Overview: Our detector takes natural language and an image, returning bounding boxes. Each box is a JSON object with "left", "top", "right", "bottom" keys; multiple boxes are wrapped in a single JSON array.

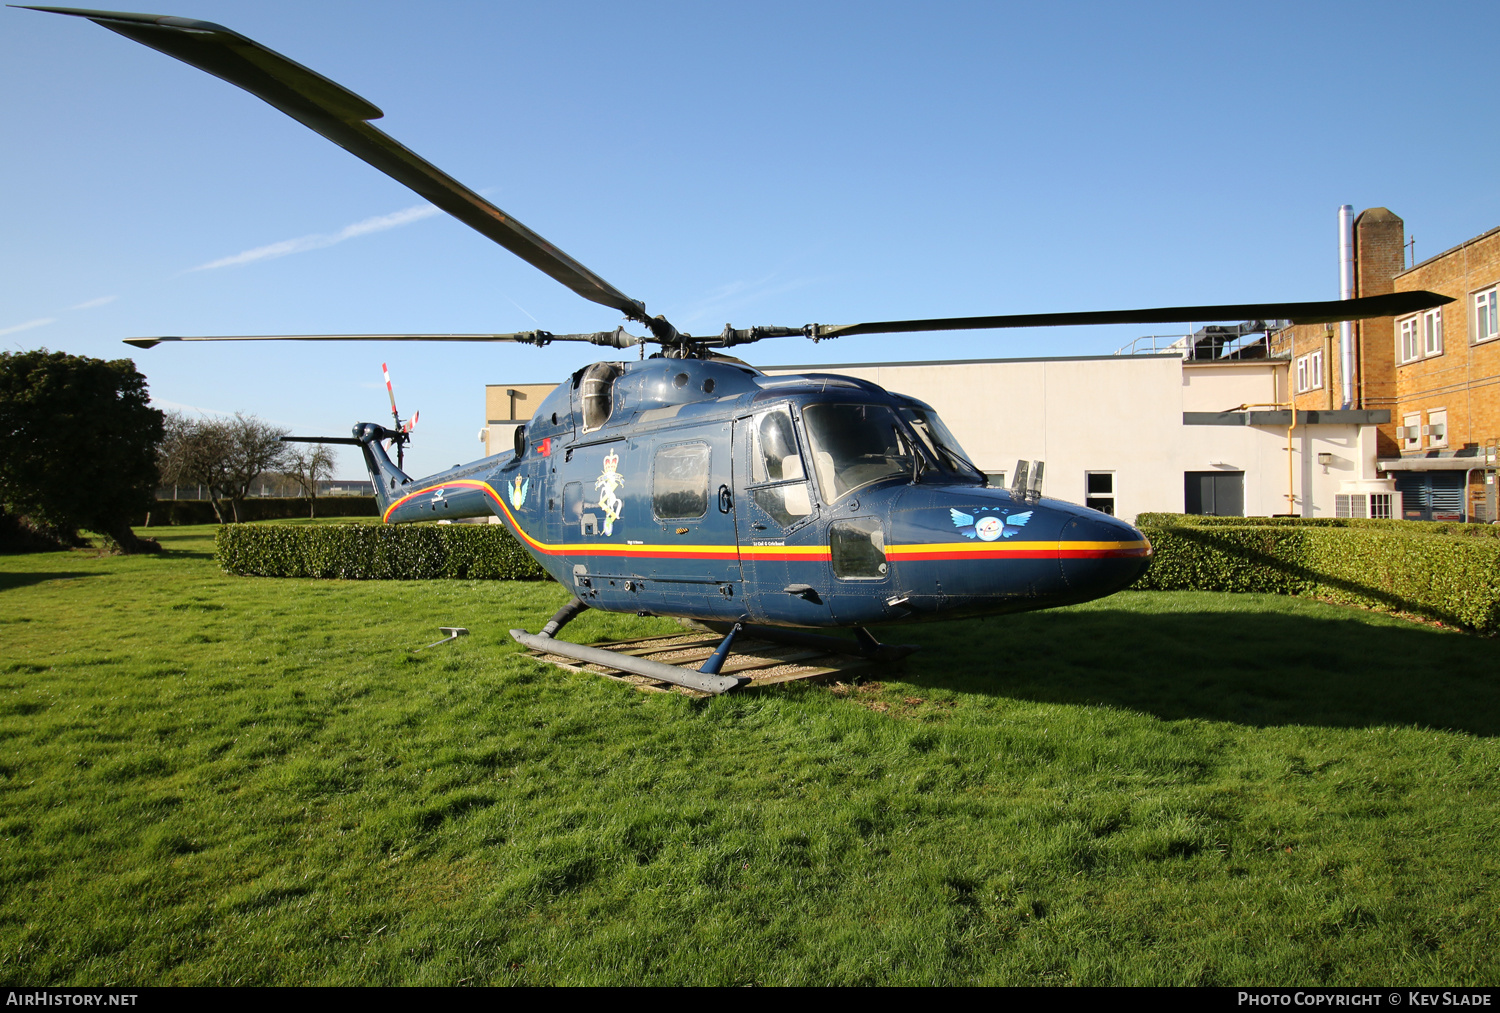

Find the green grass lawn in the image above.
[{"left": 2, "top": 524, "right": 1497, "bottom": 985}]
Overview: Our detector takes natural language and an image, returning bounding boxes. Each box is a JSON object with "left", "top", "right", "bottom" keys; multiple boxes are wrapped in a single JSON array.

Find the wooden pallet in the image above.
[{"left": 522, "top": 629, "right": 877, "bottom": 696}]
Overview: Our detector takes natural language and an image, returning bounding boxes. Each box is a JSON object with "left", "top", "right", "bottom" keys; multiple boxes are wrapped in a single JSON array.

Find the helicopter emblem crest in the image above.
[
  {"left": 950, "top": 507, "right": 1031, "bottom": 542},
  {"left": 594, "top": 450, "right": 625, "bottom": 536},
  {"left": 508, "top": 475, "right": 529, "bottom": 509}
]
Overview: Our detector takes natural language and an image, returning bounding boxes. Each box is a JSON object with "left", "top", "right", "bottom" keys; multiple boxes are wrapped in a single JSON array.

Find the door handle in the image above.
[{"left": 718, "top": 485, "right": 733, "bottom": 513}]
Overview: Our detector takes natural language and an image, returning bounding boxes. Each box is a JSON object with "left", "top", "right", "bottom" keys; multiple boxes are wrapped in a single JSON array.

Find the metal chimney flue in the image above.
[{"left": 1339, "top": 205, "right": 1355, "bottom": 409}]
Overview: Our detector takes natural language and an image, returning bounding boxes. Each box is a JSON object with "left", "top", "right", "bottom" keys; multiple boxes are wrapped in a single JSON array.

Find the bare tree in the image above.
[
  {"left": 218, "top": 413, "right": 290, "bottom": 521},
  {"left": 158, "top": 412, "right": 232, "bottom": 521},
  {"left": 157, "top": 411, "right": 289, "bottom": 522},
  {"left": 283, "top": 444, "right": 335, "bottom": 517}
]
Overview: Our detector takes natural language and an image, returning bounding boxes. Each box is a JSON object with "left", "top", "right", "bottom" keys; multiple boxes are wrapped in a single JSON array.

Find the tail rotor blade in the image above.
[{"left": 383, "top": 362, "right": 399, "bottom": 418}]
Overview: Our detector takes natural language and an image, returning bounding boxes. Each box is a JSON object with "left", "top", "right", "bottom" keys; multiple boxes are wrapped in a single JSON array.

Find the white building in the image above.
[{"left": 486, "top": 352, "right": 1395, "bottom": 524}]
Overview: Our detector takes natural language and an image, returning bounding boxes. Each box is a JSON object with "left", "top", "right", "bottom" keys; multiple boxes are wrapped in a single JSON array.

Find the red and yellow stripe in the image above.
[
  {"left": 383, "top": 480, "right": 1146, "bottom": 563},
  {"left": 888, "top": 540, "right": 1151, "bottom": 562}
]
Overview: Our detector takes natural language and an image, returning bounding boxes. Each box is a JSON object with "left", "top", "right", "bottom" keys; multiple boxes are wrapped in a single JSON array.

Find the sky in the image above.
[{"left": 4, "top": 0, "right": 1498, "bottom": 478}]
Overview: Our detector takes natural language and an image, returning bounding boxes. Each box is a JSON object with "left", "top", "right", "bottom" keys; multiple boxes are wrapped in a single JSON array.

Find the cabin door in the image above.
[{"left": 732, "top": 409, "right": 834, "bottom": 626}]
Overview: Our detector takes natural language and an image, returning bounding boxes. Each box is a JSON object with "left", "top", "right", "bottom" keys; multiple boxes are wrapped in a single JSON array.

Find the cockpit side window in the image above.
[
  {"left": 748, "top": 407, "right": 813, "bottom": 526},
  {"left": 801, "top": 403, "right": 916, "bottom": 503}
]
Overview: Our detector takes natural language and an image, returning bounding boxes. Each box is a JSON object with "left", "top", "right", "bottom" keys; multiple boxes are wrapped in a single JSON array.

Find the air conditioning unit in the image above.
[{"left": 1336, "top": 491, "right": 1401, "bottom": 520}]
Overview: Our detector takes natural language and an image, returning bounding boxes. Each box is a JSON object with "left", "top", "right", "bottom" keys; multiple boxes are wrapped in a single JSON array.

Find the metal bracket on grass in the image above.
[{"left": 414, "top": 627, "right": 468, "bottom": 652}]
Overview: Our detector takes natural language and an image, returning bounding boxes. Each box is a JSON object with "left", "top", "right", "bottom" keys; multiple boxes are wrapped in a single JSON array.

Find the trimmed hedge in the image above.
[
  {"left": 1136, "top": 512, "right": 1500, "bottom": 537},
  {"left": 143, "top": 497, "right": 379, "bottom": 526},
  {"left": 216, "top": 523, "right": 548, "bottom": 581},
  {"left": 1134, "top": 522, "right": 1500, "bottom": 634}
]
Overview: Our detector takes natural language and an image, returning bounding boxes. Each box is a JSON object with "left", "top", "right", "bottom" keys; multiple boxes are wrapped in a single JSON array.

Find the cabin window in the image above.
[
  {"left": 652, "top": 442, "right": 710, "bottom": 519},
  {"left": 749, "top": 408, "right": 813, "bottom": 526},
  {"left": 802, "top": 403, "right": 917, "bottom": 504},
  {"left": 830, "top": 518, "right": 887, "bottom": 579},
  {"left": 579, "top": 362, "right": 623, "bottom": 431}
]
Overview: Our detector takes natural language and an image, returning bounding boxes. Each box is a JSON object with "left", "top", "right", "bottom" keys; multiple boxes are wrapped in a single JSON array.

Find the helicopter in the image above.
[{"left": 21, "top": 6, "right": 1453, "bottom": 694}]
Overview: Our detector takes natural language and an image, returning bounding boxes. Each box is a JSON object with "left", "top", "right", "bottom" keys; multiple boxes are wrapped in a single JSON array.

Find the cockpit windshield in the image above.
[
  {"left": 801, "top": 403, "right": 918, "bottom": 503},
  {"left": 897, "top": 405, "right": 983, "bottom": 482}
]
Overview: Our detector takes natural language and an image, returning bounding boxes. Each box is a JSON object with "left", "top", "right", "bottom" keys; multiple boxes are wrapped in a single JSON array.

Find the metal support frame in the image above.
[{"left": 511, "top": 597, "right": 748, "bottom": 694}]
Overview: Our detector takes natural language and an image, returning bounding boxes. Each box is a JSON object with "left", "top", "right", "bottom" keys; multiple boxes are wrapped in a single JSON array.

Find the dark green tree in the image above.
[{"left": 0, "top": 349, "right": 165, "bottom": 553}]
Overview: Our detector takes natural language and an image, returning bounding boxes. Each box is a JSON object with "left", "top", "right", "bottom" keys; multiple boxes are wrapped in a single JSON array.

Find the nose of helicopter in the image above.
[{"left": 1058, "top": 512, "right": 1153, "bottom": 596}]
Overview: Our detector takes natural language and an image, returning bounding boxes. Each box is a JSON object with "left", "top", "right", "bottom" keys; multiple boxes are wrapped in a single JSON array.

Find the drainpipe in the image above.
[
  {"left": 1339, "top": 205, "right": 1355, "bottom": 409},
  {"left": 1287, "top": 406, "right": 1299, "bottom": 515},
  {"left": 1224, "top": 399, "right": 1299, "bottom": 515}
]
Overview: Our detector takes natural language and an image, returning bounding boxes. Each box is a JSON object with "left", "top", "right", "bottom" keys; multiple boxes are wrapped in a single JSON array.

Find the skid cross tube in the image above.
[
  {"left": 700, "top": 622, "right": 921, "bottom": 663},
  {"left": 510, "top": 629, "right": 747, "bottom": 695},
  {"left": 512, "top": 598, "right": 746, "bottom": 694}
]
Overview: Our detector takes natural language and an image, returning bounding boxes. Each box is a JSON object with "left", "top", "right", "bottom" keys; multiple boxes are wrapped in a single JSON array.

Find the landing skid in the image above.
[
  {"left": 510, "top": 599, "right": 917, "bottom": 696},
  {"left": 510, "top": 598, "right": 747, "bottom": 695}
]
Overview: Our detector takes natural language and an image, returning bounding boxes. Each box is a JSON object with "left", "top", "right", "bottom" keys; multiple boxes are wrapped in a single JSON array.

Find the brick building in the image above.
[{"left": 1271, "top": 209, "right": 1500, "bottom": 521}]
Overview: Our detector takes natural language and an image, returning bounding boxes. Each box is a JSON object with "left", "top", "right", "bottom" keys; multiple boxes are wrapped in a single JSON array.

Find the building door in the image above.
[
  {"left": 1394, "top": 472, "right": 1466, "bottom": 522},
  {"left": 1184, "top": 471, "right": 1244, "bottom": 516}
]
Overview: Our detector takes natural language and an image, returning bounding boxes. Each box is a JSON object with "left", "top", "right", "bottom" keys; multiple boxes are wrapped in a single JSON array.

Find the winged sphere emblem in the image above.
[{"left": 950, "top": 507, "right": 1032, "bottom": 542}]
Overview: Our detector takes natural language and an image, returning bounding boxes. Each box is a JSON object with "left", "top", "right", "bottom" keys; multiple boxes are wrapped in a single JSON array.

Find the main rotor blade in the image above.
[
  {"left": 813, "top": 290, "right": 1453, "bottom": 340},
  {"left": 122, "top": 329, "right": 641, "bottom": 349},
  {"left": 27, "top": 6, "right": 649, "bottom": 324}
]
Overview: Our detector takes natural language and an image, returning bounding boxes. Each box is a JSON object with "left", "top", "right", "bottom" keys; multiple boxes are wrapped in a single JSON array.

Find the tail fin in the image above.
[{"left": 351, "top": 423, "right": 413, "bottom": 515}]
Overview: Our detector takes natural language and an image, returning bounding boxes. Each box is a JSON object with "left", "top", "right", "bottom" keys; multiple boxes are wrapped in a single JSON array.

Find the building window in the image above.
[
  {"left": 1085, "top": 471, "right": 1115, "bottom": 516},
  {"left": 1296, "top": 351, "right": 1323, "bottom": 392},
  {"left": 1423, "top": 307, "right": 1443, "bottom": 357},
  {"left": 1475, "top": 287, "right": 1499, "bottom": 345},
  {"left": 1428, "top": 408, "right": 1448, "bottom": 450},
  {"left": 1399, "top": 316, "right": 1420, "bottom": 363},
  {"left": 1402, "top": 412, "right": 1422, "bottom": 451},
  {"left": 1399, "top": 309, "right": 1444, "bottom": 363}
]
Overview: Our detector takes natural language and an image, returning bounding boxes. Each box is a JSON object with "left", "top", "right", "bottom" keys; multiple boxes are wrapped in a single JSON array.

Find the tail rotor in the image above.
[{"left": 382, "top": 362, "right": 418, "bottom": 469}]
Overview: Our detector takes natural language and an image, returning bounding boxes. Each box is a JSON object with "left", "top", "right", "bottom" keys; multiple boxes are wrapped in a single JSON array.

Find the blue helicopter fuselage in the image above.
[{"left": 358, "top": 357, "right": 1151, "bottom": 627}]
